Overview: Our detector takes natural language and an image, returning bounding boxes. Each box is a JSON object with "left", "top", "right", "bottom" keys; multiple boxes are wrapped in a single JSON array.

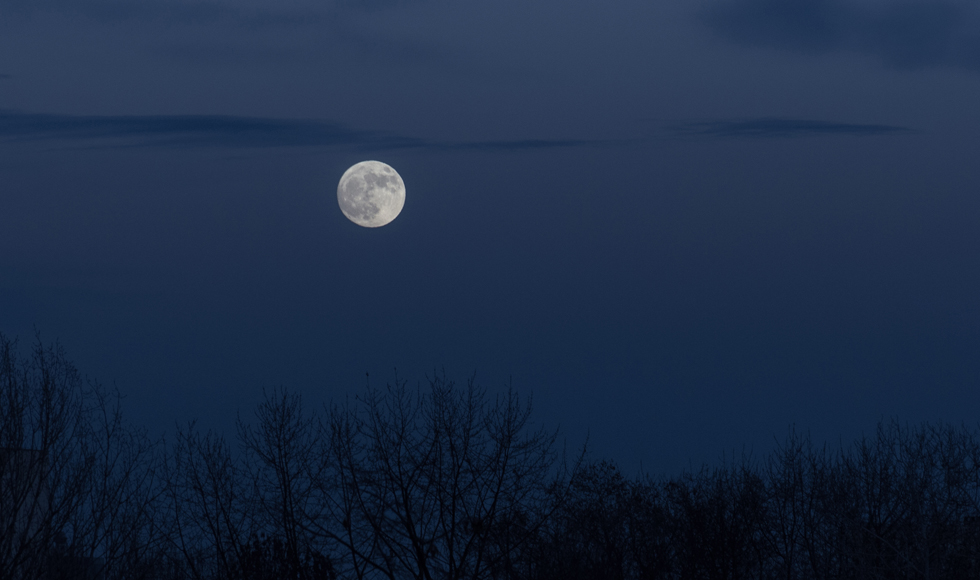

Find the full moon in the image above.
[{"left": 337, "top": 160, "right": 406, "bottom": 228}]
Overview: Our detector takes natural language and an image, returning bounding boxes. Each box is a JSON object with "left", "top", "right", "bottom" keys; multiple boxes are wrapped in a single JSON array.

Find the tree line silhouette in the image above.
[{"left": 3, "top": 333, "right": 980, "bottom": 580}]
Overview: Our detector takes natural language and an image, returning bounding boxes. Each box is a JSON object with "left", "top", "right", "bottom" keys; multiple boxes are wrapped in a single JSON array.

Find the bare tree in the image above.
[
  {"left": 662, "top": 457, "right": 767, "bottom": 580},
  {"left": 62, "top": 384, "right": 166, "bottom": 580},
  {"left": 317, "top": 374, "right": 575, "bottom": 580},
  {"left": 162, "top": 422, "right": 256, "bottom": 580},
  {"left": 533, "top": 461, "right": 635, "bottom": 580},
  {"left": 826, "top": 421, "right": 980, "bottom": 580},
  {"left": 0, "top": 333, "right": 163, "bottom": 580},
  {"left": 238, "top": 387, "right": 335, "bottom": 580},
  {"left": 1, "top": 334, "right": 92, "bottom": 580},
  {"left": 759, "top": 428, "right": 842, "bottom": 580}
]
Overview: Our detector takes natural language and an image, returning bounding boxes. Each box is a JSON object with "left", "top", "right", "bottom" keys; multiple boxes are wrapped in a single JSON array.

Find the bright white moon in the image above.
[{"left": 337, "top": 160, "right": 406, "bottom": 228}]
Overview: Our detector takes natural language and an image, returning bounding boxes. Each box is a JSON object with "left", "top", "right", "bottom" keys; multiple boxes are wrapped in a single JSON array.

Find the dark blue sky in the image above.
[{"left": 2, "top": 0, "right": 979, "bottom": 476}]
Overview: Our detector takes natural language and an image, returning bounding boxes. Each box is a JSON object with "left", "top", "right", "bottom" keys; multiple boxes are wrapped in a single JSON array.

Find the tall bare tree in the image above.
[
  {"left": 317, "top": 375, "right": 576, "bottom": 580},
  {"left": 162, "top": 422, "right": 256, "bottom": 580},
  {"left": 0, "top": 333, "right": 163, "bottom": 580},
  {"left": 238, "top": 387, "right": 334, "bottom": 580},
  {"left": 533, "top": 461, "right": 635, "bottom": 580}
]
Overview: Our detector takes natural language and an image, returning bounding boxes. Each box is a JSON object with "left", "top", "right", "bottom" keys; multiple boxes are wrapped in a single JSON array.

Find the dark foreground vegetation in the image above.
[{"left": 3, "top": 334, "right": 980, "bottom": 580}]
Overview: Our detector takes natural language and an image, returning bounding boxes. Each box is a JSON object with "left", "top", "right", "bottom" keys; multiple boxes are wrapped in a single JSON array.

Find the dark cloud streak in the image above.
[
  {"left": 0, "top": 111, "right": 910, "bottom": 151},
  {"left": 0, "top": 109, "right": 598, "bottom": 152},
  {"left": 0, "top": 109, "right": 422, "bottom": 149},
  {"left": 449, "top": 138, "right": 599, "bottom": 151},
  {"left": 700, "top": 0, "right": 980, "bottom": 71},
  {"left": 0, "top": 0, "right": 329, "bottom": 27},
  {"left": 671, "top": 118, "right": 910, "bottom": 138}
]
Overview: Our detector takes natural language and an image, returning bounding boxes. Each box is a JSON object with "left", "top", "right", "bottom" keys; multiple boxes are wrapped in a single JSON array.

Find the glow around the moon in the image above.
[{"left": 337, "top": 160, "right": 405, "bottom": 228}]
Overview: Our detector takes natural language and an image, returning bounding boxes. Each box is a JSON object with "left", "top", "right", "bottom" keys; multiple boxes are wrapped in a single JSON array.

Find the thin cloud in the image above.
[
  {"left": 0, "top": 110, "right": 419, "bottom": 149},
  {"left": 0, "top": 109, "right": 601, "bottom": 152},
  {"left": 0, "top": 111, "right": 908, "bottom": 150},
  {"left": 700, "top": 0, "right": 980, "bottom": 71},
  {"left": 0, "top": 0, "right": 330, "bottom": 27},
  {"left": 672, "top": 118, "right": 910, "bottom": 138},
  {"left": 0, "top": 0, "right": 424, "bottom": 27},
  {"left": 447, "top": 138, "right": 600, "bottom": 151}
]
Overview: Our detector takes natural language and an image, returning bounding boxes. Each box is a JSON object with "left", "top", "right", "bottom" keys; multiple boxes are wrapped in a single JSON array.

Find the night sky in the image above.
[{"left": 2, "top": 0, "right": 979, "bottom": 476}]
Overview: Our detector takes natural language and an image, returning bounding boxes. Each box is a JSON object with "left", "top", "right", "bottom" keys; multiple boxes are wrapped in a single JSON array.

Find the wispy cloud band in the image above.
[
  {"left": 0, "top": 109, "right": 414, "bottom": 148},
  {"left": 0, "top": 110, "right": 910, "bottom": 151},
  {"left": 0, "top": 109, "right": 597, "bottom": 151},
  {"left": 0, "top": 0, "right": 325, "bottom": 27},
  {"left": 671, "top": 118, "right": 910, "bottom": 138}
]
